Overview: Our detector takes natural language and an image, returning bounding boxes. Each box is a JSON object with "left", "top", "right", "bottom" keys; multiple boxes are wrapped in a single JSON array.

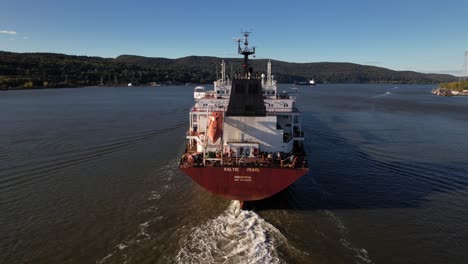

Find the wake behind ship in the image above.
[{"left": 180, "top": 32, "right": 308, "bottom": 202}]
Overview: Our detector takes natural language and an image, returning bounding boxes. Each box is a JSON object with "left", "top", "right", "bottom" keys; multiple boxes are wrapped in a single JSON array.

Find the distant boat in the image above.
[
  {"left": 128, "top": 83, "right": 133, "bottom": 87},
  {"left": 294, "top": 79, "right": 316, "bottom": 86},
  {"left": 149, "top": 82, "right": 161, "bottom": 87}
]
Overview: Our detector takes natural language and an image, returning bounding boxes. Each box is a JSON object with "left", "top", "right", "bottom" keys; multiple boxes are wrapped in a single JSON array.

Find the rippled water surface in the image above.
[{"left": 1, "top": 84, "right": 467, "bottom": 263}]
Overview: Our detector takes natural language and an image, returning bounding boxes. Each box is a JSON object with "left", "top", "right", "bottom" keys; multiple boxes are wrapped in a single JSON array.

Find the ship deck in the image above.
[{"left": 180, "top": 152, "right": 307, "bottom": 169}]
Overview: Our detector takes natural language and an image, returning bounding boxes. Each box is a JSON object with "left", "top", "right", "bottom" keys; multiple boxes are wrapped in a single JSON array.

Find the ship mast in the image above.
[
  {"left": 221, "top": 60, "right": 226, "bottom": 84},
  {"left": 237, "top": 31, "right": 255, "bottom": 76},
  {"left": 267, "top": 60, "right": 272, "bottom": 86}
]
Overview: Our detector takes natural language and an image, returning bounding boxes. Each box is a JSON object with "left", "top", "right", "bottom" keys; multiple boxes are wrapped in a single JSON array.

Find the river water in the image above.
[{"left": 1, "top": 84, "right": 467, "bottom": 264}]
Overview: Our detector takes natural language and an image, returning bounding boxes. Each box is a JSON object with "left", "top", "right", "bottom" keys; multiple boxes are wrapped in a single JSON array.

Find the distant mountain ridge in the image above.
[
  {"left": 0, "top": 51, "right": 456, "bottom": 89},
  {"left": 116, "top": 55, "right": 456, "bottom": 84}
]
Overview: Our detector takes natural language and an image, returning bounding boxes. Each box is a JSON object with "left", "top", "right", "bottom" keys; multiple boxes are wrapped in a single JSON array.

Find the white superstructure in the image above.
[{"left": 187, "top": 60, "right": 304, "bottom": 161}]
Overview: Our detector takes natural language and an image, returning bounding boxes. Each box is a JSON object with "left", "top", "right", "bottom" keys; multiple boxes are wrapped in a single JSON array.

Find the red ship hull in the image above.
[{"left": 180, "top": 166, "right": 308, "bottom": 201}]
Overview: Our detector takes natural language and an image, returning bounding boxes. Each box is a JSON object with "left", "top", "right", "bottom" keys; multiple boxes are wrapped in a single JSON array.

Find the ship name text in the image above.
[
  {"left": 223, "top": 167, "right": 260, "bottom": 172},
  {"left": 224, "top": 167, "right": 240, "bottom": 172},
  {"left": 234, "top": 176, "right": 252, "bottom": 182}
]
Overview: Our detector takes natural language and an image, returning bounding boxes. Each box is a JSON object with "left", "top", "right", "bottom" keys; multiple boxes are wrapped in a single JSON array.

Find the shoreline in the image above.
[
  {"left": 432, "top": 87, "right": 468, "bottom": 96},
  {"left": 0, "top": 83, "right": 185, "bottom": 91}
]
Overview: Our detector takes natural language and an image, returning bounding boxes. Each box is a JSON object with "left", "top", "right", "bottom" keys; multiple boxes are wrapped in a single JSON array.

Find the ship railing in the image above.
[
  {"left": 222, "top": 156, "right": 308, "bottom": 169},
  {"left": 233, "top": 73, "right": 262, "bottom": 80},
  {"left": 242, "top": 46, "right": 255, "bottom": 53},
  {"left": 222, "top": 157, "right": 273, "bottom": 168},
  {"left": 191, "top": 104, "right": 228, "bottom": 112},
  {"left": 180, "top": 154, "right": 308, "bottom": 169},
  {"left": 238, "top": 153, "right": 245, "bottom": 164},
  {"left": 265, "top": 108, "right": 294, "bottom": 113},
  {"left": 266, "top": 108, "right": 300, "bottom": 115},
  {"left": 292, "top": 131, "right": 305, "bottom": 141}
]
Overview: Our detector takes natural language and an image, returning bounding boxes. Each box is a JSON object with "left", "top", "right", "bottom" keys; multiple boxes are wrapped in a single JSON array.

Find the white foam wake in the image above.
[
  {"left": 372, "top": 91, "right": 392, "bottom": 98},
  {"left": 325, "top": 210, "right": 374, "bottom": 264},
  {"left": 176, "top": 201, "right": 287, "bottom": 264}
]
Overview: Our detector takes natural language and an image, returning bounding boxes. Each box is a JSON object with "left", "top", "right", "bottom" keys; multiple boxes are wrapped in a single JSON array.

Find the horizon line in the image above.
[{"left": 0, "top": 49, "right": 461, "bottom": 77}]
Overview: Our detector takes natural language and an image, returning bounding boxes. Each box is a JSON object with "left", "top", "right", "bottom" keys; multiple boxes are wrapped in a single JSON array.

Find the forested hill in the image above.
[{"left": 0, "top": 51, "right": 456, "bottom": 89}]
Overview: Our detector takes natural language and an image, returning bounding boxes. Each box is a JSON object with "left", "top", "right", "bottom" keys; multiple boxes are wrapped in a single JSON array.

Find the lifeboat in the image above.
[{"left": 207, "top": 111, "right": 223, "bottom": 143}]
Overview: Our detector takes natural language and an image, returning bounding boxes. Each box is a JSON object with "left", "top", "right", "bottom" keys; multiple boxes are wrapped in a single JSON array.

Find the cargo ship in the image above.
[{"left": 180, "top": 32, "right": 308, "bottom": 203}]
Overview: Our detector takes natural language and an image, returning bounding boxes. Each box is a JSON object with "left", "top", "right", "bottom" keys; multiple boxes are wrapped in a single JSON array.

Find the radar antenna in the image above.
[{"left": 236, "top": 31, "right": 256, "bottom": 74}]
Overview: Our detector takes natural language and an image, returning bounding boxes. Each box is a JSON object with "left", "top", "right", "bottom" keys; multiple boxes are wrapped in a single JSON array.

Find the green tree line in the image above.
[
  {"left": 439, "top": 80, "right": 468, "bottom": 91},
  {"left": 0, "top": 51, "right": 458, "bottom": 89}
]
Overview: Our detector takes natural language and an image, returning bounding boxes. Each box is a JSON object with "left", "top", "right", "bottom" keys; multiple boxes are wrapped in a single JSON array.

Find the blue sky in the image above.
[{"left": 1, "top": 0, "right": 467, "bottom": 75}]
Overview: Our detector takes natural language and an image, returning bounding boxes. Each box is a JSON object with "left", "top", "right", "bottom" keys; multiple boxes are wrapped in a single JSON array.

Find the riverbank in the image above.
[
  {"left": 432, "top": 87, "right": 468, "bottom": 96},
  {"left": 0, "top": 82, "right": 181, "bottom": 91},
  {"left": 432, "top": 80, "right": 468, "bottom": 96}
]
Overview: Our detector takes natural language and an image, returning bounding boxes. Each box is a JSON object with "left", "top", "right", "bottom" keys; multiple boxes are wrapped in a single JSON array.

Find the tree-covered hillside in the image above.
[{"left": 0, "top": 51, "right": 457, "bottom": 89}]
